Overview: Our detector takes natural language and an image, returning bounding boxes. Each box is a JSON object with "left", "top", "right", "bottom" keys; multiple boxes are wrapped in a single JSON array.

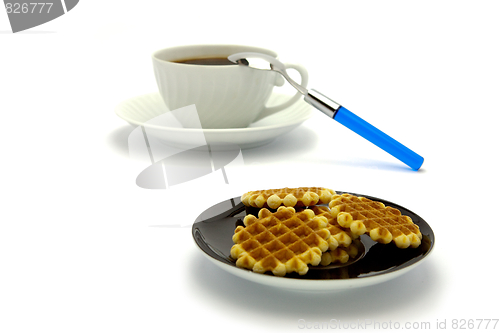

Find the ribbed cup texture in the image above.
[{"left": 153, "top": 59, "right": 279, "bottom": 129}]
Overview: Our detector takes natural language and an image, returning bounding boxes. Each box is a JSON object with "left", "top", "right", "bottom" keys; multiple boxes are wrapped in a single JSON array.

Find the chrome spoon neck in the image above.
[
  {"left": 304, "top": 89, "right": 342, "bottom": 118},
  {"left": 271, "top": 64, "right": 309, "bottom": 95}
]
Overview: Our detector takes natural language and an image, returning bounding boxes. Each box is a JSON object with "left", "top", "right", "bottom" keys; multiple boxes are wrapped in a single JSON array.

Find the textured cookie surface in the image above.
[
  {"left": 230, "top": 207, "right": 331, "bottom": 276},
  {"left": 305, "top": 206, "right": 360, "bottom": 266},
  {"left": 328, "top": 193, "right": 422, "bottom": 248},
  {"left": 320, "top": 240, "right": 362, "bottom": 266},
  {"left": 307, "top": 206, "right": 353, "bottom": 250},
  {"left": 241, "top": 187, "right": 336, "bottom": 209}
]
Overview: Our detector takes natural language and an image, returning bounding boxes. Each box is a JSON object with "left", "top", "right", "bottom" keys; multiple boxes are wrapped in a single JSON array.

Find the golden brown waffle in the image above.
[
  {"left": 307, "top": 206, "right": 353, "bottom": 250},
  {"left": 328, "top": 193, "right": 422, "bottom": 248},
  {"left": 320, "top": 240, "right": 361, "bottom": 266},
  {"left": 241, "top": 187, "right": 336, "bottom": 209},
  {"left": 230, "top": 207, "right": 331, "bottom": 276}
]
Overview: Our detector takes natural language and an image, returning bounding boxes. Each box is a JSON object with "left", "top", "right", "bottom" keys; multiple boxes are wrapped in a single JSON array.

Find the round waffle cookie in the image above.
[
  {"left": 328, "top": 193, "right": 422, "bottom": 248},
  {"left": 305, "top": 206, "right": 359, "bottom": 266},
  {"left": 241, "top": 187, "right": 336, "bottom": 209},
  {"left": 320, "top": 240, "right": 361, "bottom": 266},
  {"left": 230, "top": 207, "right": 331, "bottom": 276},
  {"left": 307, "top": 206, "right": 353, "bottom": 250}
]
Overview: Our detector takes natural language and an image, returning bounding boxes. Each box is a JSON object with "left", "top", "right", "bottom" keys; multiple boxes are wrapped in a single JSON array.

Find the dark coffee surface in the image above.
[{"left": 174, "top": 57, "right": 235, "bottom": 66}]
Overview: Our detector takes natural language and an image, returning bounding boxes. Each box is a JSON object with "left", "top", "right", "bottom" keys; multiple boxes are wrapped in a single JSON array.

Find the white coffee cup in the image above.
[{"left": 152, "top": 45, "right": 308, "bottom": 129}]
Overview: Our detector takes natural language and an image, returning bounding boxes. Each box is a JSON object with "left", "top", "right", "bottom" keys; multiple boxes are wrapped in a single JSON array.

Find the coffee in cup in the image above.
[{"left": 152, "top": 45, "right": 308, "bottom": 129}]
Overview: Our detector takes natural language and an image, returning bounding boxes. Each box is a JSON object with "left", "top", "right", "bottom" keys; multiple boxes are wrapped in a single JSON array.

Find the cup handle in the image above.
[{"left": 253, "top": 63, "right": 309, "bottom": 122}]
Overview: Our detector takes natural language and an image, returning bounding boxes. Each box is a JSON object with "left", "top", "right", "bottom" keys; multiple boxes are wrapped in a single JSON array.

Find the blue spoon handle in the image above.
[{"left": 304, "top": 89, "right": 424, "bottom": 170}]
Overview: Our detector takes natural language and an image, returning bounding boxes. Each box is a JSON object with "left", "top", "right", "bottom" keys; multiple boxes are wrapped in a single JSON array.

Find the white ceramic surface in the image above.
[
  {"left": 152, "top": 44, "right": 308, "bottom": 129},
  {"left": 115, "top": 92, "right": 313, "bottom": 150},
  {"left": 200, "top": 248, "right": 431, "bottom": 292}
]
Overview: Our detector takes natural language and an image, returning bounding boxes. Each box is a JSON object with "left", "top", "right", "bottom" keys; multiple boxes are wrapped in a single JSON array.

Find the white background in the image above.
[{"left": 1, "top": 1, "right": 499, "bottom": 332}]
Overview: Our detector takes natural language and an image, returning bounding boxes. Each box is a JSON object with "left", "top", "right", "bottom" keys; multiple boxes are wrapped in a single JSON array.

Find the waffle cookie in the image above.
[
  {"left": 328, "top": 193, "right": 422, "bottom": 248},
  {"left": 306, "top": 206, "right": 360, "bottom": 266},
  {"left": 320, "top": 240, "right": 362, "bottom": 266},
  {"left": 307, "top": 206, "right": 353, "bottom": 250},
  {"left": 241, "top": 187, "right": 336, "bottom": 209},
  {"left": 230, "top": 206, "right": 331, "bottom": 276}
]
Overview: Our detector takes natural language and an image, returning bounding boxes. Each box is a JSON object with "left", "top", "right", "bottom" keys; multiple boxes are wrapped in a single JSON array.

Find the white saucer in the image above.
[{"left": 114, "top": 92, "right": 313, "bottom": 150}]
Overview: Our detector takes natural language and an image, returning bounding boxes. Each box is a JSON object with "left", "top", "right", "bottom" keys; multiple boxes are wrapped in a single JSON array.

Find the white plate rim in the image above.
[{"left": 198, "top": 244, "right": 433, "bottom": 292}]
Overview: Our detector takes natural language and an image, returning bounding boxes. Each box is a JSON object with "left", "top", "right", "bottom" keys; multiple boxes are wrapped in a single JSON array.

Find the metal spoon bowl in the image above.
[{"left": 228, "top": 52, "right": 308, "bottom": 95}]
